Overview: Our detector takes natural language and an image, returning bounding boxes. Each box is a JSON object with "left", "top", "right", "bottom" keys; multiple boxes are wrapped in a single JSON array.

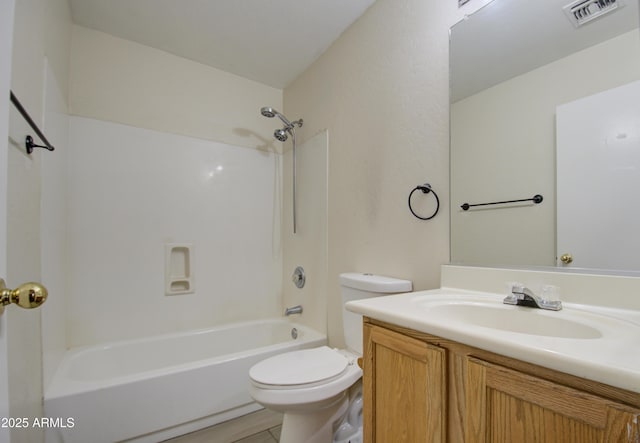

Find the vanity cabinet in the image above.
[
  {"left": 363, "top": 323, "right": 446, "bottom": 442},
  {"left": 466, "top": 358, "right": 640, "bottom": 442},
  {"left": 363, "top": 319, "right": 640, "bottom": 443}
]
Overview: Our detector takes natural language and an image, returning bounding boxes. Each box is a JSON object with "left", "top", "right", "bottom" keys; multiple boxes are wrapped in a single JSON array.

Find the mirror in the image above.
[{"left": 450, "top": 0, "right": 640, "bottom": 272}]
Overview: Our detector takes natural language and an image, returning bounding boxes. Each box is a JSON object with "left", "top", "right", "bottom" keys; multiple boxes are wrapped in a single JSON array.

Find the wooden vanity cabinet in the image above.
[
  {"left": 466, "top": 358, "right": 640, "bottom": 442},
  {"left": 363, "top": 319, "right": 640, "bottom": 443},
  {"left": 363, "top": 322, "right": 446, "bottom": 442}
]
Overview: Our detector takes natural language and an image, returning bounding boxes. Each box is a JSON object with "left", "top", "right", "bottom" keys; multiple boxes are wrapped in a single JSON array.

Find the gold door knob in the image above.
[
  {"left": 560, "top": 253, "right": 573, "bottom": 265},
  {"left": 0, "top": 279, "right": 48, "bottom": 315}
]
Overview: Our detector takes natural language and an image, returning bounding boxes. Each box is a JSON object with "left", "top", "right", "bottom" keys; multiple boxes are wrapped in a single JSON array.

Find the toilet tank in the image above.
[{"left": 340, "top": 273, "right": 412, "bottom": 354}]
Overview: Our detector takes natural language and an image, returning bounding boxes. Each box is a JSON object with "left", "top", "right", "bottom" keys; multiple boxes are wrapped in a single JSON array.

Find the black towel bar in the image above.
[
  {"left": 10, "top": 90, "right": 55, "bottom": 154},
  {"left": 461, "top": 194, "right": 543, "bottom": 211}
]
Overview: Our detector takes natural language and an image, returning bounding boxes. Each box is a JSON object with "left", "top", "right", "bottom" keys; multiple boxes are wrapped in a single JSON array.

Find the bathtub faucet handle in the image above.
[
  {"left": 284, "top": 305, "right": 303, "bottom": 316},
  {"left": 292, "top": 266, "right": 305, "bottom": 288}
]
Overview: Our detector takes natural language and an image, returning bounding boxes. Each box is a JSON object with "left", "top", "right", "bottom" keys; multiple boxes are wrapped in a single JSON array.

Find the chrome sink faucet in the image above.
[{"left": 503, "top": 284, "right": 562, "bottom": 311}]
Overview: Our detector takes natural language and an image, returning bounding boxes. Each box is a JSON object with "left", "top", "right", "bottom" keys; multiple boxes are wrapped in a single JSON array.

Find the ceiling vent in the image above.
[{"left": 563, "top": 0, "right": 623, "bottom": 27}]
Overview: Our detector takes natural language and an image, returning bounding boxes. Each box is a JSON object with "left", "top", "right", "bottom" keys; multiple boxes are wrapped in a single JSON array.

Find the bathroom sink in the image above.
[
  {"left": 346, "top": 287, "right": 640, "bottom": 393},
  {"left": 423, "top": 302, "right": 602, "bottom": 339}
]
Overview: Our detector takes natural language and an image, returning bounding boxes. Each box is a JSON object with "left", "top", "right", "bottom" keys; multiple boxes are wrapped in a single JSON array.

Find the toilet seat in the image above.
[
  {"left": 248, "top": 346, "right": 362, "bottom": 410},
  {"left": 249, "top": 346, "right": 350, "bottom": 389}
]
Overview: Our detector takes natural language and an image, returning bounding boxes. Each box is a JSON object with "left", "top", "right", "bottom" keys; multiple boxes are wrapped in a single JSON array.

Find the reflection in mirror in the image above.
[{"left": 450, "top": 0, "right": 640, "bottom": 273}]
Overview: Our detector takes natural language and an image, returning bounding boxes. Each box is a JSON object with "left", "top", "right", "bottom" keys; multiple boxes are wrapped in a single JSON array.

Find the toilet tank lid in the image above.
[{"left": 339, "top": 273, "right": 412, "bottom": 293}]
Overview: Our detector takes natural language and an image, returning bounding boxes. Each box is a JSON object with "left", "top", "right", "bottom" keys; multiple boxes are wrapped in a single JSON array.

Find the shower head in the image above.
[
  {"left": 274, "top": 128, "right": 288, "bottom": 142},
  {"left": 260, "top": 106, "right": 293, "bottom": 128},
  {"left": 260, "top": 107, "right": 277, "bottom": 118},
  {"left": 261, "top": 106, "right": 303, "bottom": 143}
]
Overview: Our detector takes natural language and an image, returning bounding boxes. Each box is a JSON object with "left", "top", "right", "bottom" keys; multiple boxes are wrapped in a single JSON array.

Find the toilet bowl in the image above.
[
  {"left": 249, "top": 347, "right": 361, "bottom": 443},
  {"left": 248, "top": 273, "right": 412, "bottom": 443}
]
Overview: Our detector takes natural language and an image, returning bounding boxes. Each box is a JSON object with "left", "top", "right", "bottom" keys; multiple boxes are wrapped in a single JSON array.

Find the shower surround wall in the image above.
[
  {"left": 60, "top": 25, "right": 286, "bottom": 349},
  {"left": 66, "top": 116, "right": 283, "bottom": 346}
]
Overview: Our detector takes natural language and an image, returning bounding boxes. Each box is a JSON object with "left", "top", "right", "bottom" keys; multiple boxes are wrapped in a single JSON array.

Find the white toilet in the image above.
[{"left": 248, "top": 273, "right": 412, "bottom": 443}]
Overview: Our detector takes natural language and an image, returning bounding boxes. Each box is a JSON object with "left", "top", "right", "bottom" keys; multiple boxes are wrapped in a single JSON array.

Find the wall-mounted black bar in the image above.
[
  {"left": 461, "top": 194, "right": 543, "bottom": 211},
  {"left": 9, "top": 90, "right": 55, "bottom": 154}
]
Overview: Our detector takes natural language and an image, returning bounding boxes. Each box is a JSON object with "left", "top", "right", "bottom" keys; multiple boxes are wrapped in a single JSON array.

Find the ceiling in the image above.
[
  {"left": 69, "top": 0, "right": 377, "bottom": 89},
  {"left": 450, "top": 0, "right": 639, "bottom": 101}
]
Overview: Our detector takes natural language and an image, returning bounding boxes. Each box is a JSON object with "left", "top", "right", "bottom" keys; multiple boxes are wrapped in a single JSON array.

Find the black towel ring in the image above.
[{"left": 408, "top": 183, "right": 440, "bottom": 220}]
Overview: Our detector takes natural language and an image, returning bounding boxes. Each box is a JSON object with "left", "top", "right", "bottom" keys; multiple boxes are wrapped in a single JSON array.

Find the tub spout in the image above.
[{"left": 284, "top": 305, "right": 303, "bottom": 316}]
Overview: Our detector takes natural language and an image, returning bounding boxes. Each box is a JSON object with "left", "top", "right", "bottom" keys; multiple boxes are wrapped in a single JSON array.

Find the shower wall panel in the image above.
[{"left": 66, "top": 116, "right": 283, "bottom": 347}]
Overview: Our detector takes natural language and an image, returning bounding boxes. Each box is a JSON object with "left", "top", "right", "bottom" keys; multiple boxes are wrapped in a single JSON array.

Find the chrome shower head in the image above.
[
  {"left": 261, "top": 106, "right": 303, "bottom": 143},
  {"left": 274, "top": 128, "right": 288, "bottom": 142},
  {"left": 260, "top": 106, "right": 293, "bottom": 127},
  {"left": 260, "top": 107, "right": 276, "bottom": 118}
]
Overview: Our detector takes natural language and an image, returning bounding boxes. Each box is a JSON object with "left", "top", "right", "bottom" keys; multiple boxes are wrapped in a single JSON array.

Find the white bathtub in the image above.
[{"left": 44, "top": 319, "right": 325, "bottom": 443}]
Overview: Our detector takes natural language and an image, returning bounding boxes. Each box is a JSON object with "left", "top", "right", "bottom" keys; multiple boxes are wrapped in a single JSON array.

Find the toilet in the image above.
[{"left": 248, "top": 273, "right": 412, "bottom": 443}]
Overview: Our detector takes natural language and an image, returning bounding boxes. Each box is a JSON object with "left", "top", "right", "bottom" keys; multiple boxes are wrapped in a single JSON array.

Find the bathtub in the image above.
[{"left": 44, "top": 319, "right": 325, "bottom": 443}]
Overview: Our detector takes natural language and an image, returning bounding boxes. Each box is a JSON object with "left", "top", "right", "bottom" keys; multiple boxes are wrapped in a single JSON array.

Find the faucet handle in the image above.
[
  {"left": 503, "top": 282, "right": 522, "bottom": 305},
  {"left": 539, "top": 285, "right": 563, "bottom": 310},
  {"left": 540, "top": 285, "right": 559, "bottom": 301},
  {"left": 292, "top": 266, "right": 305, "bottom": 288},
  {"left": 506, "top": 282, "right": 526, "bottom": 296}
]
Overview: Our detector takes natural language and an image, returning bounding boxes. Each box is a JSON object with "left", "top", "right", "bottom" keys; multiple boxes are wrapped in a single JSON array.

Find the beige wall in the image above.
[
  {"left": 10, "top": 0, "right": 71, "bottom": 112},
  {"left": 69, "top": 25, "right": 283, "bottom": 152},
  {"left": 284, "top": 0, "right": 475, "bottom": 347},
  {"left": 451, "top": 29, "right": 640, "bottom": 268}
]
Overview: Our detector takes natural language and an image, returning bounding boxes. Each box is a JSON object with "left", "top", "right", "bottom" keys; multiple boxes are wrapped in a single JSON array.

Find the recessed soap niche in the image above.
[{"left": 165, "top": 243, "right": 194, "bottom": 295}]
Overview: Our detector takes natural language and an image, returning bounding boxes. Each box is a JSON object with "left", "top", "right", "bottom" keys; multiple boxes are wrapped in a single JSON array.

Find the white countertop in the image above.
[{"left": 346, "top": 288, "right": 640, "bottom": 393}]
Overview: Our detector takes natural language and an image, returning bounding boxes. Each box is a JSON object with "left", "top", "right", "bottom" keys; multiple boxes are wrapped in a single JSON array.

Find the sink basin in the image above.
[
  {"left": 346, "top": 287, "right": 640, "bottom": 393},
  {"left": 422, "top": 301, "right": 603, "bottom": 339}
]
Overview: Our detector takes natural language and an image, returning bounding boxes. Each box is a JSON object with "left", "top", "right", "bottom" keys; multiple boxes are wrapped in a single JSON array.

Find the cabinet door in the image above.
[
  {"left": 465, "top": 358, "right": 640, "bottom": 443},
  {"left": 363, "top": 324, "right": 446, "bottom": 443}
]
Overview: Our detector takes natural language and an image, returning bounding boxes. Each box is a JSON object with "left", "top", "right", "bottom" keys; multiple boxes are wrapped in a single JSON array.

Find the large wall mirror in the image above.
[{"left": 450, "top": 0, "right": 640, "bottom": 273}]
